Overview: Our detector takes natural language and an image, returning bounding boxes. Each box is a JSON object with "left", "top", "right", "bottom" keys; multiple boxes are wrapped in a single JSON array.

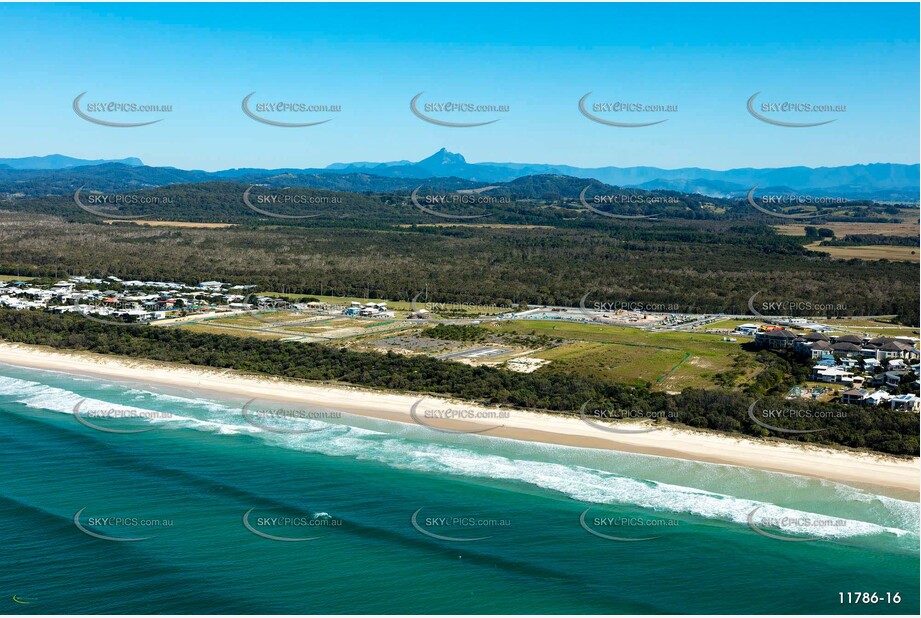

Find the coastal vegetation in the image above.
[{"left": 1, "top": 309, "right": 916, "bottom": 456}]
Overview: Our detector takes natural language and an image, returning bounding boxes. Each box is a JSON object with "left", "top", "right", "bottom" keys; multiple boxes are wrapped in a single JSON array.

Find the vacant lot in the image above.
[
  {"left": 496, "top": 320, "right": 762, "bottom": 390},
  {"left": 395, "top": 223, "right": 555, "bottom": 229},
  {"left": 805, "top": 242, "right": 919, "bottom": 262},
  {"left": 822, "top": 318, "right": 920, "bottom": 338},
  {"left": 103, "top": 220, "right": 238, "bottom": 228},
  {"left": 775, "top": 215, "right": 919, "bottom": 238},
  {"left": 179, "top": 322, "right": 290, "bottom": 340}
]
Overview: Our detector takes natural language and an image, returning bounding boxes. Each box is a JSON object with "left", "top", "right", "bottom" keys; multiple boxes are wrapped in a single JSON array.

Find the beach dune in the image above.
[{"left": 1, "top": 342, "right": 917, "bottom": 500}]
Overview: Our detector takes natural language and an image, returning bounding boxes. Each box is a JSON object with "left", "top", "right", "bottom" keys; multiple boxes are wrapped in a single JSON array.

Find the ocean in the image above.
[{"left": 1, "top": 362, "right": 918, "bottom": 614}]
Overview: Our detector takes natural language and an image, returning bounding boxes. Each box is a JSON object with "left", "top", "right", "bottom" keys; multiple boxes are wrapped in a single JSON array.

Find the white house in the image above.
[
  {"left": 864, "top": 390, "right": 892, "bottom": 407},
  {"left": 890, "top": 394, "right": 920, "bottom": 412}
]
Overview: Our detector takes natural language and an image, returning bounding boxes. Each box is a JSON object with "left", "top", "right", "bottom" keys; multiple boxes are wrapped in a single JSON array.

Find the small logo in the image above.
[
  {"left": 410, "top": 508, "right": 499, "bottom": 542},
  {"left": 579, "top": 186, "right": 657, "bottom": 219},
  {"left": 73, "top": 186, "right": 145, "bottom": 220},
  {"left": 747, "top": 400, "right": 829, "bottom": 435},
  {"left": 579, "top": 507, "right": 667, "bottom": 542},
  {"left": 410, "top": 186, "right": 490, "bottom": 220},
  {"left": 410, "top": 92, "right": 503, "bottom": 127},
  {"left": 578, "top": 401, "right": 665, "bottom": 435},
  {"left": 241, "top": 399, "right": 339, "bottom": 434},
  {"left": 747, "top": 507, "right": 820, "bottom": 542},
  {"left": 578, "top": 92, "right": 669, "bottom": 128},
  {"left": 242, "top": 185, "right": 321, "bottom": 219},
  {"left": 72, "top": 399, "right": 160, "bottom": 434},
  {"left": 72, "top": 92, "right": 165, "bottom": 127},
  {"left": 73, "top": 507, "right": 156, "bottom": 542},
  {"left": 746, "top": 186, "right": 821, "bottom": 219},
  {"left": 241, "top": 92, "right": 336, "bottom": 127},
  {"left": 242, "top": 508, "right": 334, "bottom": 542},
  {"left": 409, "top": 398, "right": 506, "bottom": 434},
  {"left": 746, "top": 92, "right": 838, "bottom": 128}
]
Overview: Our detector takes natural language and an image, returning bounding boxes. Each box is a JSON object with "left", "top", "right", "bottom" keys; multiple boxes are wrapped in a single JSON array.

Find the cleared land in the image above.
[
  {"left": 494, "top": 320, "right": 762, "bottom": 391},
  {"left": 774, "top": 216, "right": 919, "bottom": 238},
  {"left": 695, "top": 318, "right": 754, "bottom": 331},
  {"left": 262, "top": 293, "right": 511, "bottom": 317},
  {"left": 822, "top": 318, "right": 920, "bottom": 338},
  {"left": 180, "top": 311, "right": 414, "bottom": 342},
  {"left": 804, "top": 242, "right": 919, "bottom": 262},
  {"left": 395, "top": 223, "right": 555, "bottom": 229},
  {"left": 103, "top": 220, "right": 238, "bottom": 228},
  {"left": 180, "top": 322, "right": 290, "bottom": 340}
]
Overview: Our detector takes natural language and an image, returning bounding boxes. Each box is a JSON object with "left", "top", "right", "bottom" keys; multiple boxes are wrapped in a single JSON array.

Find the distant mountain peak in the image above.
[{"left": 417, "top": 148, "right": 467, "bottom": 167}]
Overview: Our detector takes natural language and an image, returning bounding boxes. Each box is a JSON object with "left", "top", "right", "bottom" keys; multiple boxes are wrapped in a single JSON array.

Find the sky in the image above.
[{"left": 0, "top": 2, "right": 918, "bottom": 171}]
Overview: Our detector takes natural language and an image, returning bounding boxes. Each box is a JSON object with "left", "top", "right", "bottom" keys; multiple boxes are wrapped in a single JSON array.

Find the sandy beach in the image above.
[{"left": 1, "top": 342, "right": 918, "bottom": 500}]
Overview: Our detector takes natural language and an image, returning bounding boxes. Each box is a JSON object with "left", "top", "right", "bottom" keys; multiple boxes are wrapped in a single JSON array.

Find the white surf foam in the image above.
[{"left": 1, "top": 373, "right": 916, "bottom": 540}]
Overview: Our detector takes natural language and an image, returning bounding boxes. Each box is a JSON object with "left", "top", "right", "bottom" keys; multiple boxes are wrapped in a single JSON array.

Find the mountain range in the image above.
[
  {"left": 0, "top": 150, "right": 917, "bottom": 201},
  {"left": 0, "top": 154, "right": 143, "bottom": 170}
]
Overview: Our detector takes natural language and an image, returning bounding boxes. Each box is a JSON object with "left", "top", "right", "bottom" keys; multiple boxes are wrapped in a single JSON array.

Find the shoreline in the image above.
[{"left": 1, "top": 342, "right": 918, "bottom": 501}]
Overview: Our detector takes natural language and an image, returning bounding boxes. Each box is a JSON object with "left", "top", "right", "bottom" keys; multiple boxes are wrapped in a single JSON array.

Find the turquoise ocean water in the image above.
[{"left": 0, "top": 362, "right": 918, "bottom": 614}]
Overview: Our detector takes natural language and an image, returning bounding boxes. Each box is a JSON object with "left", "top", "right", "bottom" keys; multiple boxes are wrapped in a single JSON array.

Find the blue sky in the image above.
[{"left": 0, "top": 2, "right": 917, "bottom": 171}]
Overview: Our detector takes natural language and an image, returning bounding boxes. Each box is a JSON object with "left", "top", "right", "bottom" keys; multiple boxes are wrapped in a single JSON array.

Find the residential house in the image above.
[
  {"left": 840, "top": 388, "right": 869, "bottom": 405},
  {"left": 890, "top": 394, "right": 921, "bottom": 412},
  {"left": 755, "top": 328, "right": 798, "bottom": 350},
  {"left": 864, "top": 390, "right": 892, "bottom": 407}
]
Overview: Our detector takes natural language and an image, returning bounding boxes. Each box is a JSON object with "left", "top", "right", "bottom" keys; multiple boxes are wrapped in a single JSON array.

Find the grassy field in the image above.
[
  {"left": 495, "top": 320, "right": 762, "bottom": 391},
  {"left": 774, "top": 215, "right": 919, "bottom": 238},
  {"left": 804, "top": 242, "right": 919, "bottom": 262},
  {"left": 822, "top": 318, "right": 920, "bottom": 338},
  {"left": 0, "top": 275, "right": 35, "bottom": 282},
  {"left": 103, "top": 220, "right": 238, "bottom": 228},
  {"left": 696, "top": 319, "right": 755, "bottom": 331},
  {"left": 179, "top": 322, "right": 290, "bottom": 339},
  {"left": 179, "top": 311, "right": 416, "bottom": 342},
  {"left": 394, "top": 223, "right": 555, "bottom": 229}
]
